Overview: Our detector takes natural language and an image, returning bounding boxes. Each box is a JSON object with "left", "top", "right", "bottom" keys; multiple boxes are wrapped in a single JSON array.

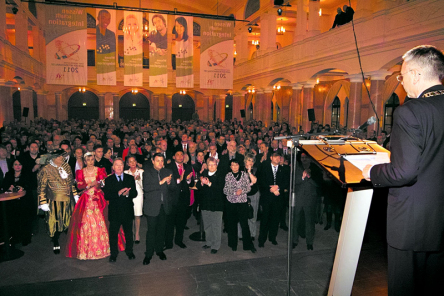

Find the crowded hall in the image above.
[{"left": 1, "top": 0, "right": 443, "bottom": 295}]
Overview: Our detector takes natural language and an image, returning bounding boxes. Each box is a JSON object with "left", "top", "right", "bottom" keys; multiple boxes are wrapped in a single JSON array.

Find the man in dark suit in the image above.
[
  {"left": 142, "top": 153, "right": 176, "bottom": 265},
  {"left": 103, "top": 158, "right": 137, "bottom": 262},
  {"left": 257, "top": 151, "right": 285, "bottom": 247},
  {"left": 60, "top": 140, "right": 76, "bottom": 174},
  {"left": 165, "top": 150, "right": 193, "bottom": 249},
  {"left": 363, "top": 45, "right": 444, "bottom": 296},
  {"left": 218, "top": 140, "right": 244, "bottom": 174},
  {"left": 0, "top": 145, "right": 13, "bottom": 188}
]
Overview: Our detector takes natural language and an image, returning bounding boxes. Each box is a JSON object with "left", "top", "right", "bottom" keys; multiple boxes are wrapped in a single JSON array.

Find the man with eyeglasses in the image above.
[{"left": 363, "top": 45, "right": 444, "bottom": 296}]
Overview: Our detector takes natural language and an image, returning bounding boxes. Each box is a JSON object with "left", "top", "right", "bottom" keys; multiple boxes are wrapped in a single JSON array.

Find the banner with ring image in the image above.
[
  {"left": 200, "top": 19, "right": 234, "bottom": 90},
  {"left": 45, "top": 6, "right": 87, "bottom": 85}
]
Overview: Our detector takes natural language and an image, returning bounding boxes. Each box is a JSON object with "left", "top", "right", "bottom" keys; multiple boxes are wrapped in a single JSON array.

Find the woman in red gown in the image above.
[{"left": 66, "top": 152, "right": 110, "bottom": 259}]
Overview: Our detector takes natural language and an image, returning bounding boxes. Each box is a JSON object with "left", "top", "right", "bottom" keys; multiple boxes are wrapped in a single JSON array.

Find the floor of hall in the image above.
[{"left": 0, "top": 214, "right": 388, "bottom": 296}]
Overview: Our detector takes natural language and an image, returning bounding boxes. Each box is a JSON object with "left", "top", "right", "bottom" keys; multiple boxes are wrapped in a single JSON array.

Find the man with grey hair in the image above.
[{"left": 363, "top": 45, "right": 444, "bottom": 295}]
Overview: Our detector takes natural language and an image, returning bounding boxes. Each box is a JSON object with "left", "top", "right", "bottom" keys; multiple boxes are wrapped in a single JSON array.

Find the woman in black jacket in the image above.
[{"left": 1, "top": 158, "right": 33, "bottom": 245}]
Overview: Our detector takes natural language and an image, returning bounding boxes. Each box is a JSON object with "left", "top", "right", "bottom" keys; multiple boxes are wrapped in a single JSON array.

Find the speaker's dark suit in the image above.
[
  {"left": 257, "top": 161, "right": 285, "bottom": 245},
  {"left": 165, "top": 162, "right": 193, "bottom": 247},
  {"left": 218, "top": 152, "right": 244, "bottom": 175},
  {"left": 103, "top": 173, "right": 137, "bottom": 257},
  {"left": 370, "top": 85, "right": 444, "bottom": 295},
  {"left": 142, "top": 164, "right": 176, "bottom": 257}
]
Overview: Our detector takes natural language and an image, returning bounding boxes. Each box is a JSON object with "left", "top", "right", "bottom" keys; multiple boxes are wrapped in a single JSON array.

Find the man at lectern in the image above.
[{"left": 363, "top": 45, "right": 444, "bottom": 296}]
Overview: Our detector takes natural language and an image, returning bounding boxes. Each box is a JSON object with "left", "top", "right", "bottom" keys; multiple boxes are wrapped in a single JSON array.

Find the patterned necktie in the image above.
[
  {"left": 273, "top": 166, "right": 277, "bottom": 185},
  {"left": 178, "top": 164, "right": 184, "bottom": 176}
]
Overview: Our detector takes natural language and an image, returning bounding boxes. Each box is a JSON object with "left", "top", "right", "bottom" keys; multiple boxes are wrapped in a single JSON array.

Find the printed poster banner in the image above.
[
  {"left": 124, "top": 11, "right": 143, "bottom": 86},
  {"left": 96, "top": 9, "right": 116, "bottom": 85},
  {"left": 175, "top": 16, "right": 193, "bottom": 88},
  {"left": 45, "top": 6, "right": 87, "bottom": 85},
  {"left": 149, "top": 13, "right": 168, "bottom": 88},
  {"left": 200, "top": 19, "right": 234, "bottom": 90}
]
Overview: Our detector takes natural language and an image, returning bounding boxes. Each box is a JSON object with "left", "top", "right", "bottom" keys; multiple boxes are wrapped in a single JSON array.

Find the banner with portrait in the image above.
[
  {"left": 148, "top": 13, "right": 168, "bottom": 88},
  {"left": 45, "top": 6, "right": 87, "bottom": 85},
  {"left": 124, "top": 11, "right": 143, "bottom": 86},
  {"left": 175, "top": 16, "right": 193, "bottom": 88},
  {"left": 96, "top": 9, "right": 116, "bottom": 85},
  {"left": 200, "top": 19, "right": 234, "bottom": 89}
]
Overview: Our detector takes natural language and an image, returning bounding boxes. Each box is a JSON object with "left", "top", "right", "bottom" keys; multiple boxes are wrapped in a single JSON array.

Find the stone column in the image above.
[
  {"left": 97, "top": 94, "right": 105, "bottom": 120},
  {"left": 20, "top": 88, "right": 34, "bottom": 122},
  {"left": 295, "top": 0, "right": 308, "bottom": 42},
  {"left": 307, "top": 0, "right": 321, "bottom": 37},
  {"left": 368, "top": 71, "right": 390, "bottom": 135},
  {"left": 165, "top": 95, "right": 172, "bottom": 122},
  {"left": 15, "top": 9, "right": 28, "bottom": 52},
  {"left": 232, "top": 94, "right": 243, "bottom": 121},
  {"left": 302, "top": 82, "right": 315, "bottom": 133},
  {"left": 290, "top": 84, "right": 303, "bottom": 129},
  {"left": 234, "top": 29, "right": 249, "bottom": 64},
  {"left": 347, "top": 74, "right": 364, "bottom": 129},
  {"left": 263, "top": 89, "right": 273, "bottom": 127},
  {"left": 151, "top": 94, "right": 159, "bottom": 120},
  {"left": 0, "top": 86, "right": 14, "bottom": 125},
  {"left": 218, "top": 94, "right": 226, "bottom": 121},
  {"left": 112, "top": 93, "right": 120, "bottom": 120},
  {"left": 55, "top": 92, "right": 62, "bottom": 121},
  {"left": 201, "top": 95, "right": 209, "bottom": 122},
  {"left": 0, "top": 0, "right": 6, "bottom": 39},
  {"left": 36, "top": 92, "right": 47, "bottom": 119},
  {"left": 260, "top": 11, "right": 277, "bottom": 54}
]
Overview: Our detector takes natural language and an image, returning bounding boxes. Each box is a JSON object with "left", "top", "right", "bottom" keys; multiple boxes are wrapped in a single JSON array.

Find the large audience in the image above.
[{"left": 0, "top": 117, "right": 386, "bottom": 263}]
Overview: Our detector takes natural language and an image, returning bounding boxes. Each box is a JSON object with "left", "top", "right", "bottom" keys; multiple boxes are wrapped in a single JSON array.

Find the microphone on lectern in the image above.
[{"left": 358, "top": 116, "right": 376, "bottom": 130}]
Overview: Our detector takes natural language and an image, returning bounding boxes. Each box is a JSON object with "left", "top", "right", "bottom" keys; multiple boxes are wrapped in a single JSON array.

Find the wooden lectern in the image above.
[{"left": 298, "top": 137, "right": 389, "bottom": 296}]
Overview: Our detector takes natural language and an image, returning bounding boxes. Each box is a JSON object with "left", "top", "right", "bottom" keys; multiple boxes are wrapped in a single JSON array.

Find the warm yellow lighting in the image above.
[
  {"left": 83, "top": 103, "right": 86, "bottom": 106},
  {"left": 273, "top": 85, "right": 281, "bottom": 90},
  {"left": 316, "top": 78, "right": 320, "bottom": 84},
  {"left": 251, "top": 40, "right": 259, "bottom": 45},
  {"left": 180, "top": 90, "right": 186, "bottom": 95},
  {"left": 82, "top": 87, "right": 86, "bottom": 92},
  {"left": 79, "top": 87, "right": 86, "bottom": 93},
  {"left": 277, "top": 26, "right": 286, "bottom": 34},
  {"left": 132, "top": 89, "right": 138, "bottom": 94},
  {"left": 226, "top": 105, "right": 229, "bottom": 108},
  {"left": 133, "top": 103, "right": 136, "bottom": 106},
  {"left": 319, "top": 9, "right": 322, "bottom": 16},
  {"left": 179, "top": 104, "right": 183, "bottom": 108},
  {"left": 17, "top": 87, "right": 21, "bottom": 91},
  {"left": 234, "top": 50, "right": 237, "bottom": 56}
]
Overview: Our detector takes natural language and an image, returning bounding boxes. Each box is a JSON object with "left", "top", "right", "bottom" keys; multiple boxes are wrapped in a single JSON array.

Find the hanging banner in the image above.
[
  {"left": 96, "top": 9, "right": 116, "bottom": 85},
  {"left": 200, "top": 19, "right": 234, "bottom": 89},
  {"left": 175, "top": 16, "right": 193, "bottom": 88},
  {"left": 124, "top": 11, "right": 143, "bottom": 86},
  {"left": 45, "top": 6, "right": 87, "bottom": 85},
  {"left": 149, "top": 13, "right": 168, "bottom": 87}
]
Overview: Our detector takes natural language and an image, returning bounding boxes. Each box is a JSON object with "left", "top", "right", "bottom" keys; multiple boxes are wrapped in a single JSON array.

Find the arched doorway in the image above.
[
  {"left": 119, "top": 92, "right": 150, "bottom": 121},
  {"left": 172, "top": 93, "right": 195, "bottom": 122},
  {"left": 13, "top": 91, "right": 21, "bottom": 121},
  {"left": 68, "top": 91, "right": 99, "bottom": 120},
  {"left": 225, "top": 95, "right": 233, "bottom": 121}
]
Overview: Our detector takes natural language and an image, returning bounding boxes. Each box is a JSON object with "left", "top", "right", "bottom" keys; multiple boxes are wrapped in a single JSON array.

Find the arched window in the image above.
[
  {"left": 331, "top": 96, "right": 340, "bottom": 129},
  {"left": 245, "top": 0, "right": 260, "bottom": 19},
  {"left": 384, "top": 93, "right": 400, "bottom": 131}
]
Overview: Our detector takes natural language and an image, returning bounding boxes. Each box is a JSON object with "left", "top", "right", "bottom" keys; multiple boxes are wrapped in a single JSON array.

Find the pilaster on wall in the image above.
[
  {"left": 307, "top": 0, "right": 321, "bottom": 37},
  {"left": 290, "top": 84, "right": 303, "bottom": 130},
  {"left": 0, "top": 86, "right": 14, "bottom": 126},
  {"left": 368, "top": 70, "right": 391, "bottom": 135},
  {"left": 0, "top": 0, "right": 5, "bottom": 39},
  {"left": 37, "top": 92, "right": 47, "bottom": 119},
  {"left": 232, "top": 95, "right": 243, "bottom": 122},
  {"left": 98, "top": 94, "right": 105, "bottom": 120},
  {"left": 165, "top": 95, "right": 172, "bottom": 122},
  {"left": 356, "top": 0, "right": 373, "bottom": 19},
  {"left": 234, "top": 29, "right": 249, "bottom": 64},
  {"left": 347, "top": 74, "right": 364, "bottom": 129},
  {"left": 217, "top": 94, "right": 226, "bottom": 121},
  {"left": 15, "top": 9, "right": 28, "bottom": 53},
  {"left": 55, "top": 92, "right": 62, "bottom": 121},
  {"left": 201, "top": 95, "right": 210, "bottom": 122},
  {"left": 152, "top": 95, "right": 159, "bottom": 120},
  {"left": 112, "top": 94, "right": 120, "bottom": 120},
  {"left": 262, "top": 89, "right": 273, "bottom": 127},
  {"left": 302, "top": 82, "right": 315, "bottom": 133},
  {"left": 260, "top": 11, "right": 277, "bottom": 54},
  {"left": 296, "top": 0, "right": 308, "bottom": 42}
]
